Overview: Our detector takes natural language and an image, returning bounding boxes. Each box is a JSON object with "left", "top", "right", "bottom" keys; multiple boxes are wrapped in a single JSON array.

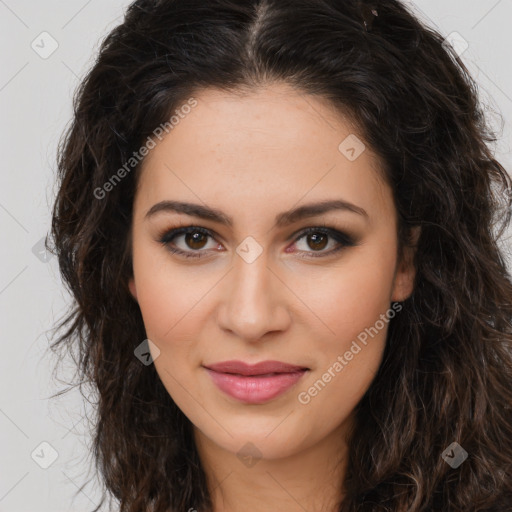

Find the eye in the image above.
[
  {"left": 290, "top": 226, "right": 357, "bottom": 259},
  {"left": 158, "top": 226, "right": 220, "bottom": 259},
  {"left": 158, "top": 225, "right": 357, "bottom": 260}
]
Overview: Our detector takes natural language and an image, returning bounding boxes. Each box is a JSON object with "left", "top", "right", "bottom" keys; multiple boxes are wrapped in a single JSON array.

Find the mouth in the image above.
[{"left": 202, "top": 360, "right": 309, "bottom": 404}]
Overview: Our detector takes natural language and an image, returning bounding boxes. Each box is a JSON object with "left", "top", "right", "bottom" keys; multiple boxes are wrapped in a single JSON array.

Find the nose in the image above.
[{"left": 216, "top": 248, "right": 291, "bottom": 343}]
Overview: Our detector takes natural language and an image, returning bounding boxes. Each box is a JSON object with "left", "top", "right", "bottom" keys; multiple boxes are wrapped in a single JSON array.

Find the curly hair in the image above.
[{"left": 48, "top": 0, "right": 512, "bottom": 510}]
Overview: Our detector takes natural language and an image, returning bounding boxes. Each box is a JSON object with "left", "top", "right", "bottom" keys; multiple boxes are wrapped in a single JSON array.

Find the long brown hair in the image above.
[{"left": 48, "top": 0, "right": 512, "bottom": 510}]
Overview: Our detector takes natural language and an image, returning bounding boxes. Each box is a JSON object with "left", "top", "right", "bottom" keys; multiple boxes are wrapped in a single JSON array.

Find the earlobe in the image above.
[
  {"left": 391, "top": 226, "right": 421, "bottom": 302},
  {"left": 128, "top": 277, "right": 138, "bottom": 301}
]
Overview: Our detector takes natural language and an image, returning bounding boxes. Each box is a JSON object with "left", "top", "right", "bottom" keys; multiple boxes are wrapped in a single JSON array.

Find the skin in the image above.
[{"left": 128, "top": 83, "right": 419, "bottom": 512}]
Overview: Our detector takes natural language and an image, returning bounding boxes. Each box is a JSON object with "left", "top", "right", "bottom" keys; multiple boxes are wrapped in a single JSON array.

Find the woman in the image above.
[{"left": 48, "top": 0, "right": 512, "bottom": 510}]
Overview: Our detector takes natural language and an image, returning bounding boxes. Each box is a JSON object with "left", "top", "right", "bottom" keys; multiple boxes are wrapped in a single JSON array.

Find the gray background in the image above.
[{"left": 1, "top": 1, "right": 511, "bottom": 511}]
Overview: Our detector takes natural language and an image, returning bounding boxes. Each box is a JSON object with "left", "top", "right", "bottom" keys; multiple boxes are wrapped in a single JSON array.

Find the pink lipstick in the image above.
[{"left": 203, "top": 360, "right": 308, "bottom": 404}]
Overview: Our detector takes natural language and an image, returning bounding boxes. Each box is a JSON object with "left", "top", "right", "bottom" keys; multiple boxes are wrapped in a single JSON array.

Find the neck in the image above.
[{"left": 193, "top": 419, "right": 351, "bottom": 512}]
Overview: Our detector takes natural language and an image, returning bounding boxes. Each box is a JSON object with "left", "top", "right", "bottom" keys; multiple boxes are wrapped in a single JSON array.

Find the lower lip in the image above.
[{"left": 204, "top": 368, "right": 307, "bottom": 404}]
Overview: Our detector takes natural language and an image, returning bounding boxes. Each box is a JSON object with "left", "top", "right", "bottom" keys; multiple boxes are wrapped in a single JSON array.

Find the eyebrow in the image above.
[{"left": 144, "top": 199, "right": 369, "bottom": 227}]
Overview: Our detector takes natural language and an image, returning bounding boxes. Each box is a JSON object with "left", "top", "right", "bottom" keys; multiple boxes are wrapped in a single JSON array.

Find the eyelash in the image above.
[{"left": 157, "top": 224, "right": 358, "bottom": 260}]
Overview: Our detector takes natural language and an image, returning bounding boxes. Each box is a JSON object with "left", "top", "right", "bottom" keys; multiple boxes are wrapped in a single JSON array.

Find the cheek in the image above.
[
  {"left": 294, "top": 290, "right": 393, "bottom": 440},
  {"left": 293, "top": 247, "right": 396, "bottom": 411},
  {"left": 132, "top": 243, "right": 213, "bottom": 341},
  {"left": 133, "top": 267, "right": 203, "bottom": 408},
  {"left": 332, "top": 266, "right": 394, "bottom": 337},
  {"left": 131, "top": 247, "right": 210, "bottom": 397},
  {"left": 291, "top": 247, "right": 397, "bottom": 342}
]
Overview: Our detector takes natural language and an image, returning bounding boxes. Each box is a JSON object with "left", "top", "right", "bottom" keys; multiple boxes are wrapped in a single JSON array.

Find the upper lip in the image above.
[{"left": 203, "top": 360, "right": 309, "bottom": 376}]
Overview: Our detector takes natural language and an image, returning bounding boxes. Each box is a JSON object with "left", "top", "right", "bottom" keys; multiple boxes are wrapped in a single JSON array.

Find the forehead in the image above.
[{"left": 135, "top": 84, "right": 393, "bottom": 225}]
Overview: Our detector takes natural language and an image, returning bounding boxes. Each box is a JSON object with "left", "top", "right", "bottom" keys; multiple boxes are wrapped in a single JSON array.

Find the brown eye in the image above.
[
  {"left": 305, "top": 232, "right": 329, "bottom": 251},
  {"left": 292, "top": 227, "right": 356, "bottom": 258},
  {"left": 159, "top": 226, "right": 218, "bottom": 259},
  {"left": 159, "top": 225, "right": 357, "bottom": 261},
  {"left": 184, "top": 231, "right": 209, "bottom": 250}
]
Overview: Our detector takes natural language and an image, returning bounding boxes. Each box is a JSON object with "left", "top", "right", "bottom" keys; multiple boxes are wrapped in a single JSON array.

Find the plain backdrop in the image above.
[{"left": 1, "top": 1, "right": 511, "bottom": 511}]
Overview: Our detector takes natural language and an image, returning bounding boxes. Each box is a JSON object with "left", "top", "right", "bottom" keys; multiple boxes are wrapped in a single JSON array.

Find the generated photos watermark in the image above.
[
  {"left": 93, "top": 97, "right": 198, "bottom": 200},
  {"left": 297, "top": 302, "right": 402, "bottom": 405}
]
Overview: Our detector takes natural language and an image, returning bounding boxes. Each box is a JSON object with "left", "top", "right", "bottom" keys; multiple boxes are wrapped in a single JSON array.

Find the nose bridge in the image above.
[{"left": 217, "top": 246, "right": 288, "bottom": 341}]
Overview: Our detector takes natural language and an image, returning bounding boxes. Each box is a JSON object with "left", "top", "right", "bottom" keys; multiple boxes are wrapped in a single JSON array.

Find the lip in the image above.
[
  {"left": 204, "top": 360, "right": 308, "bottom": 376},
  {"left": 203, "top": 360, "right": 309, "bottom": 404}
]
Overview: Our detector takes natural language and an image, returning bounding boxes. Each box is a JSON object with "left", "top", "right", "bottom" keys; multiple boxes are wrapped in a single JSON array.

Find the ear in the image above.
[
  {"left": 128, "top": 277, "right": 138, "bottom": 302},
  {"left": 391, "top": 226, "right": 421, "bottom": 302}
]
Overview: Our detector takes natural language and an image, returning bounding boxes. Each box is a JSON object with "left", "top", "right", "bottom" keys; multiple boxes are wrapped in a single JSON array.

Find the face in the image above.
[{"left": 128, "top": 83, "right": 417, "bottom": 462}]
